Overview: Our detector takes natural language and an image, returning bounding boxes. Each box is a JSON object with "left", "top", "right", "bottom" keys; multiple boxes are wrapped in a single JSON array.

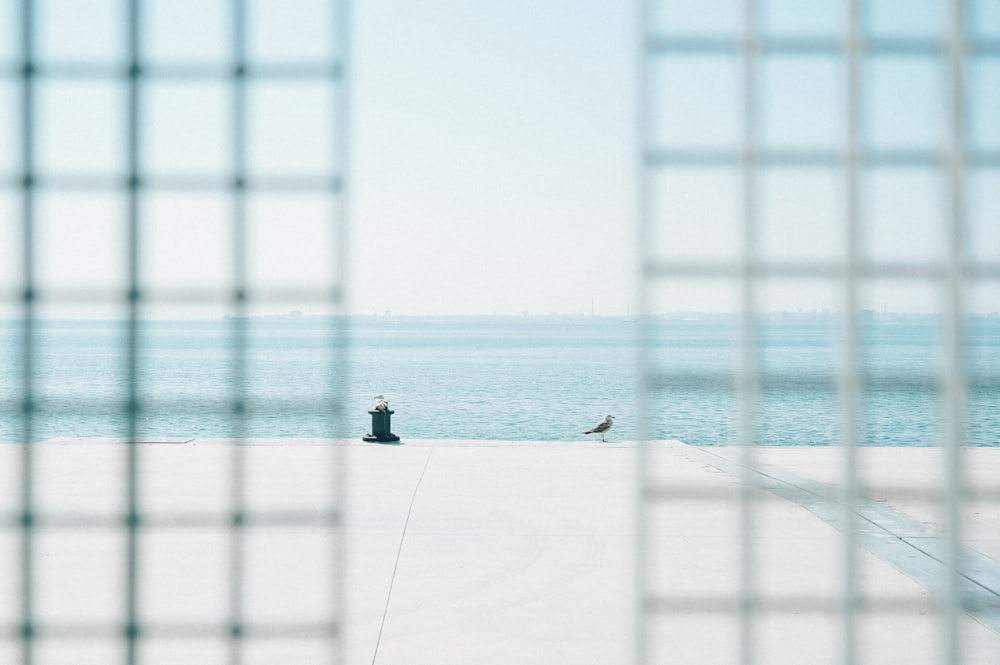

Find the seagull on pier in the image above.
[
  {"left": 584, "top": 415, "right": 615, "bottom": 442},
  {"left": 374, "top": 395, "right": 389, "bottom": 411}
]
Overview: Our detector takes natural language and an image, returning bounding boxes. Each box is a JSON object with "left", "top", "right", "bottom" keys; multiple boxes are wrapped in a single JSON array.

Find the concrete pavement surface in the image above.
[{"left": 1, "top": 439, "right": 998, "bottom": 664}]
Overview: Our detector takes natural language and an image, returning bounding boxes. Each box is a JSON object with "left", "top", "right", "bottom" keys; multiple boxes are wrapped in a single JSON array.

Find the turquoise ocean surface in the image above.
[{"left": 1, "top": 315, "right": 997, "bottom": 445}]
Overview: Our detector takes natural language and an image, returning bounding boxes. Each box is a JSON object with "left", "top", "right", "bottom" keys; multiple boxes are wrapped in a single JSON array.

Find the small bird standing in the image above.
[
  {"left": 584, "top": 415, "right": 615, "bottom": 442},
  {"left": 373, "top": 395, "right": 389, "bottom": 411}
]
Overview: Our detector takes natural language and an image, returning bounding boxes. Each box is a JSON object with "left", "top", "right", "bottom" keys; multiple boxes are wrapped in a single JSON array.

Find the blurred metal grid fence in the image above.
[
  {"left": 636, "top": 1, "right": 998, "bottom": 664},
  {"left": 2, "top": 1, "right": 351, "bottom": 664}
]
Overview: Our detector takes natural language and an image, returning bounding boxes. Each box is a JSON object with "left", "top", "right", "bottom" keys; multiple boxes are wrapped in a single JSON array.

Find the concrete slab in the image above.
[
  {"left": 365, "top": 445, "right": 633, "bottom": 665},
  {"left": 656, "top": 444, "right": 1000, "bottom": 664},
  {"left": 0, "top": 439, "right": 998, "bottom": 664}
]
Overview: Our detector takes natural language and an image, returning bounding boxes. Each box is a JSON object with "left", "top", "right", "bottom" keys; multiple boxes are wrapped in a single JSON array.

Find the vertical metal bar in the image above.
[
  {"left": 329, "top": 1, "right": 352, "bottom": 663},
  {"left": 738, "top": 2, "right": 760, "bottom": 663},
  {"left": 941, "top": 1, "right": 968, "bottom": 664},
  {"left": 634, "top": 1, "right": 653, "bottom": 663},
  {"left": 228, "top": 1, "right": 249, "bottom": 663},
  {"left": 839, "top": 2, "right": 863, "bottom": 665},
  {"left": 124, "top": 0, "right": 142, "bottom": 662},
  {"left": 17, "top": 1, "right": 36, "bottom": 664},
  {"left": 331, "top": 0, "right": 352, "bottom": 318}
]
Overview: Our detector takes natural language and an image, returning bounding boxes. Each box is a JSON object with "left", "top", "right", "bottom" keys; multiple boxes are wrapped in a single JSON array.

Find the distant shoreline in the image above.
[{"left": 2, "top": 311, "right": 999, "bottom": 324}]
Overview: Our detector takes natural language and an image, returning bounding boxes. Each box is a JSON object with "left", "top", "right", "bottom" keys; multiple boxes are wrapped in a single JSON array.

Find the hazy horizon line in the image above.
[{"left": 2, "top": 310, "right": 998, "bottom": 323}]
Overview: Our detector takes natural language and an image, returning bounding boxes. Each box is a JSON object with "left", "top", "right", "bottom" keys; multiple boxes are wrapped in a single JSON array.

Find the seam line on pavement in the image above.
[
  {"left": 682, "top": 446, "right": 1000, "bottom": 632},
  {"left": 371, "top": 447, "right": 434, "bottom": 665}
]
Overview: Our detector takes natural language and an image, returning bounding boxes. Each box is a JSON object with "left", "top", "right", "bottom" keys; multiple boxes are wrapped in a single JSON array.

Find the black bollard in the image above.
[{"left": 363, "top": 409, "right": 400, "bottom": 443}]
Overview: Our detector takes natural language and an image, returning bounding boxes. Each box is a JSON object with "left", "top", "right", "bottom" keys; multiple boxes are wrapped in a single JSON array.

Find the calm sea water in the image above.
[{"left": 1, "top": 316, "right": 997, "bottom": 445}]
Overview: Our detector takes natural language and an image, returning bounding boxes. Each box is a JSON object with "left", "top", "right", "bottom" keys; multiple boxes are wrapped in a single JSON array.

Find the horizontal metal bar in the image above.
[
  {"left": 642, "top": 593, "right": 943, "bottom": 614},
  {"left": 0, "top": 62, "right": 344, "bottom": 80},
  {"left": 644, "top": 36, "right": 742, "bottom": 55},
  {"left": 972, "top": 152, "right": 1000, "bottom": 167},
  {"left": 0, "top": 509, "right": 342, "bottom": 531},
  {"left": 0, "top": 286, "right": 346, "bottom": 306},
  {"left": 642, "top": 484, "right": 740, "bottom": 501},
  {"left": 642, "top": 148, "right": 982, "bottom": 168},
  {"left": 7, "top": 160, "right": 997, "bottom": 192},
  {"left": 642, "top": 258, "right": 1000, "bottom": 282},
  {"left": 0, "top": 620, "right": 340, "bottom": 641},
  {"left": 641, "top": 259, "right": 974, "bottom": 281},
  {"left": 0, "top": 174, "right": 343, "bottom": 192},
  {"left": 861, "top": 38, "right": 946, "bottom": 56},
  {"left": 645, "top": 371, "right": 809, "bottom": 392},
  {"left": 5, "top": 487, "right": 1000, "bottom": 520},
  {"left": 642, "top": 482, "right": 1000, "bottom": 503},
  {"left": 147, "top": 63, "right": 345, "bottom": 80},
  {"left": 643, "top": 36, "right": 1000, "bottom": 57},
  {"left": 970, "top": 263, "right": 1000, "bottom": 280},
  {"left": 641, "top": 261, "right": 740, "bottom": 279},
  {"left": 644, "top": 370, "right": 1000, "bottom": 394},
  {"left": 139, "top": 175, "right": 344, "bottom": 192},
  {"left": 643, "top": 260, "right": 837, "bottom": 279},
  {"left": 642, "top": 150, "right": 1000, "bottom": 169},
  {"left": 866, "top": 149, "right": 947, "bottom": 167},
  {"left": 643, "top": 149, "right": 742, "bottom": 167},
  {"left": 4, "top": 374, "right": 995, "bottom": 420},
  {"left": 146, "top": 621, "right": 341, "bottom": 640},
  {"left": 757, "top": 150, "right": 842, "bottom": 167},
  {"left": 0, "top": 396, "right": 349, "bottom": 421},
  {"left": 4, "top": 38, "right": 997, "bottom": 81},
  {"left": 851, "top": 486, "right": 1000, "bottom": 502}
]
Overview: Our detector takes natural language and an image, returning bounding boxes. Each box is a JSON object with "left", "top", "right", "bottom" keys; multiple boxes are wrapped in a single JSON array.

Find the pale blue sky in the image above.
[{"left": 0, "top": 0, "right": 998, "bottom": 317}]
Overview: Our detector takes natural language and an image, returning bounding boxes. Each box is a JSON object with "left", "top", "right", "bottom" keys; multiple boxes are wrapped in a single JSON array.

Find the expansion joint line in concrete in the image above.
[
  {"left": 371, "top": 448, "right": 434, "bottom": 665},
  {"left": 683, "top": 446, "right": 1000, "bottom": 633}
]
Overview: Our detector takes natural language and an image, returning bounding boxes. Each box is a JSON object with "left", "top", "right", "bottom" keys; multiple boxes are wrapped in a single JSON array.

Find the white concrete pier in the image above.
[{"left": 1, "top": 439, "right": 998, "bottom": 664}]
